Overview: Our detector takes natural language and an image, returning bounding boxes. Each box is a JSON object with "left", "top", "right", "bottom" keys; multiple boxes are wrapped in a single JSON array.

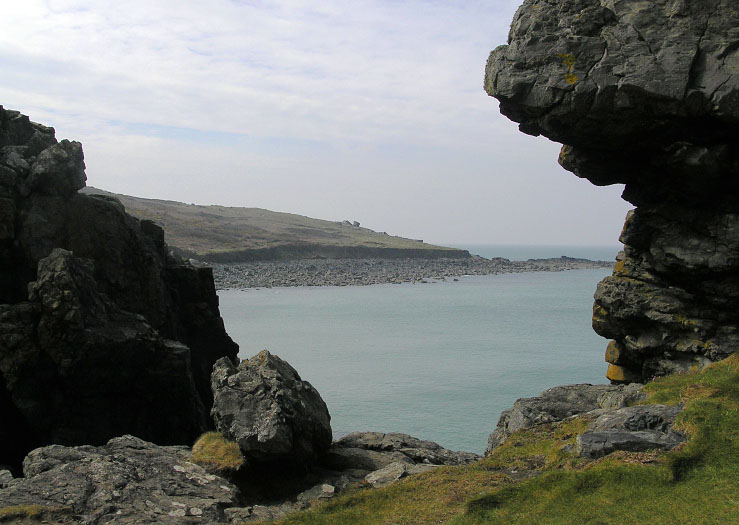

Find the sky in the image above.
[{"left": 0, "top": 0, "right": 632, "bottom": 246}]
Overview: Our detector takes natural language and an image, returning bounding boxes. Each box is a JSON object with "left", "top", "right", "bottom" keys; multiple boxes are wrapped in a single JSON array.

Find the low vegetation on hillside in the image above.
[
  {"left": 81, "top": 187, "right": 463, "bottom": 260},
  {"left": 258, "top": 354, "right": 739, "bottom": 524}
]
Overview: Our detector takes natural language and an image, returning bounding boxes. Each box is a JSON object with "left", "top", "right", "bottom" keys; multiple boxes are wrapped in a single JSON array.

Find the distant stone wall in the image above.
[{"left": 486, "top": 0, "right": 739, "bottom": 381}]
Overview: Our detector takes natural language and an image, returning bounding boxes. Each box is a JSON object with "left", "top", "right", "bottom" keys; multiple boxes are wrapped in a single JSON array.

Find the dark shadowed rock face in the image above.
[
  {"left": 211, "top": 351, "right": 332, "bottom": 467},
  {"left": 487, "top": 0, "right": 739, "bottom": 381},
  {"left": 0, "top": 106, "right": 238, "bottom": 468}
]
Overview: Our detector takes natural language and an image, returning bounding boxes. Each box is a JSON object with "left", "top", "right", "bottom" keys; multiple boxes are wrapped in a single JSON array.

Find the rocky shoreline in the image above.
[{"left": 211, "top": 255, "right": 614, "bottom": 290}]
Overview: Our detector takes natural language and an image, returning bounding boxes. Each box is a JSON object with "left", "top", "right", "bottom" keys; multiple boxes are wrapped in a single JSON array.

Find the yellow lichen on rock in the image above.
[
  {"left": 606, "top": 364, "right": 641, "bottom": 383},
  {"left": 557, "top": 53, "right": 578, "bottom": 84},
  {"left": 605, "top": 340, "right": 623, "bottom": 364}
]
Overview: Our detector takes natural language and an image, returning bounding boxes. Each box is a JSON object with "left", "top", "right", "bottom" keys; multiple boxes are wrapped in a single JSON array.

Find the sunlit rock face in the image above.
[{"left": 486, "top": 0, "right": 739, "bottom": 381}]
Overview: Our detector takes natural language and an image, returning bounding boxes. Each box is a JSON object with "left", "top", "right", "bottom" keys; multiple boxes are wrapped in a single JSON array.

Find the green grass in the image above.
[
  {"left": 190, "top": 431, "right": 245, "bottom": 472},
  {"left": 0, "top": 504, "right": 66, "bottom": 522},
  {"left": 259, "top": 354, "right": 739, "bottom": 524}
]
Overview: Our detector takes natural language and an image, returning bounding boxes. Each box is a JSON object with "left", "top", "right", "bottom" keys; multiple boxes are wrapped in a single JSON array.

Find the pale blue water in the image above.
[{"left": 218, "top": 265, "right": 613, "bottom": 454}]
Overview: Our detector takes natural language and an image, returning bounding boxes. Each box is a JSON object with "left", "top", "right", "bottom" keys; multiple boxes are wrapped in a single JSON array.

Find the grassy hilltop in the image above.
[
  {"left": 262, "top": 354, "right": 739, "bottom": 524},
  {"left": 81, "top": 187, "right": 467, "bottom": 262}
]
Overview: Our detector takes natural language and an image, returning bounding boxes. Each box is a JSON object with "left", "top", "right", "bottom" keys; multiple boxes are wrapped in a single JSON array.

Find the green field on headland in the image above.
[{"left": 81, "top": 187, "right": 467, "bottom": 262}]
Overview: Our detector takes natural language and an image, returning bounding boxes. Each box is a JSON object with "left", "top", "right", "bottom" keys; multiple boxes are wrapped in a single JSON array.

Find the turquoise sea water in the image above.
[{"left": 218, "top": 262, "right": 614, "bottom": 454}]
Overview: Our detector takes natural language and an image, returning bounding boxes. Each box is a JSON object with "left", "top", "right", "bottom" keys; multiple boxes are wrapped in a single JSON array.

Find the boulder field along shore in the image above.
[
  {"left": 487, "top": 0, "right": 739, "bottom": 382},
  {"left": 211, "top": 256, "right": 613, "bottom": 289}
]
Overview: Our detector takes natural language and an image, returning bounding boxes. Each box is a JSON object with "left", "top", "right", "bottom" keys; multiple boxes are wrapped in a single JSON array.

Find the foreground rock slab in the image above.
[
  {"left": 0, "top": 435, "right": 242, "bottom": 524},
  {"left": 486, "top": 383, "right": 645, "bottom": 454},
  {"left": 486, "top": 382, "right": 685, "bottom": 461},
  {"left": 577, "top": 405, "right": 685, "bottom": 459},
  {"left": 231, "top": 431, "right": 482, "bottom": 523},
  {"left": 211, "top": 351, "right": 332, "bottom": 466},
  {"left": 333, "top": 432, "right": 481, "bottom": 467}
]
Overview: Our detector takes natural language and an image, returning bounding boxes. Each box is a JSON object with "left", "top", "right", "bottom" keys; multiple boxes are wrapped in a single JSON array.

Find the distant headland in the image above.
[{"left": 81, "top": 187, "right": 470, "bottom": 262}]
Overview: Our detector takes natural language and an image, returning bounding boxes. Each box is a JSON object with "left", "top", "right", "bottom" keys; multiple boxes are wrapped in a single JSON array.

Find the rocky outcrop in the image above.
[
  {"left": 226, "top": 431, "right": 482, "bottom": 522},
  {"left": 0, "top": 469, "right": 11, "bottom": 489},
  {"left": 485, "top": 383, "right": 645, "bottom": 454},
  {"left": 485, "top": 383, "right": 684, "bottom": 460},
  {"left": 0, "top": 106, "right": 238, "bottom": 468},
  {"left": 331, "top": 432, "right": 481, "bottom": 467},
  {"left": 0, "top": 435, "right": 242, "bottom": 524},
  {"left": 577, "top": 404, "right": 685, "bottom": 458},
  {"left": 210, "top": 351, "right": 332, "bottom": 467},
  {"left": 324, "top": 431, "right": 481, "bottom": 489},
  {"left": 486, "top": 0, "right": 739, "bottom": 381}
]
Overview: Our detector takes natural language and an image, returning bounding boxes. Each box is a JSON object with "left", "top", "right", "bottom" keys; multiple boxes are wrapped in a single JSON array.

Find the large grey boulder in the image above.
[
  {"left": 485, "top": 383, "right": 644, "bottom": 454},
  {"left": 577, "top": 404, "right": 685, "bottom": 458},
  {"left": 0, "top": 435, "right": 242, "bottom": 524},
  {"left": 486, "top": 1, "right": 739, "bottom": 381},
  {"left": 211, "top": 351, "right": 332, "bottom": 466}
]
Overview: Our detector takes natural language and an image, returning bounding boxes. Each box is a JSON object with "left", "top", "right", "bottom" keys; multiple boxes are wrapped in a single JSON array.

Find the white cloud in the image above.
[{"left": 0, "top": 0, "right": 631, "bottom": 245}]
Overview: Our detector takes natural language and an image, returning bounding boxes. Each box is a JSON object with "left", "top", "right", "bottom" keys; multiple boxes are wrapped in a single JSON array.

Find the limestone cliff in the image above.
[
  {"left": 0, "top": 106, "right": 239, "bottom": 468},
  {"left": 486, "top": 0, "right": 739, "bottom": 381}
]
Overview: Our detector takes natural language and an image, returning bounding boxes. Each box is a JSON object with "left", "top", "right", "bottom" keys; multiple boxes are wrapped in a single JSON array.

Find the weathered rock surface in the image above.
[
  {"left": 332, "top": 432, "right": 481, "bottom": 467},
  {"left": 0, "top": 106, "right": 238, "bottom": 468},
  {"left": 211, "top": 351, "right": 332, "bottom": 466},
  {"left": 0, "top": 469, "right": 11, "bottom": 489},
  {"left": 486, "top": 383, "right": 684, "bottom": 461},
  {"left": 0, "top": 435, "right": 242, "bottom": 524},
  {"left": 485, "top": 383, "right": 645, "bottom": 454},
  {"left": 228, "top": 431, "right": 481, "bottom": 522},
  {"left": 577, "top": 404, "right": 685, "bottom": 458},
  {"left": 486, "top": 0, "right": 739, "bottom": 381}
]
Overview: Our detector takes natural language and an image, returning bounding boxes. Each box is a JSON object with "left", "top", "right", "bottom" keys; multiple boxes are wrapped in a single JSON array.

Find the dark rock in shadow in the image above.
[{"left": 0, "top": 106, "right": 238, "bottom": 469}]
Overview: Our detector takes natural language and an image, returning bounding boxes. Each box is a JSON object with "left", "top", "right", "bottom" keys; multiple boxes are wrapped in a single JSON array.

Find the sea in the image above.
[{"left": 217, "top": 245, "right": 621, "bottom": 454}]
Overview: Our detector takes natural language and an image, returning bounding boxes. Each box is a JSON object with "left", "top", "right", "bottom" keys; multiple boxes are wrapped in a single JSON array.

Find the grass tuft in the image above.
[
  {"left": 191, "top": 431, "right": 245, "bottom": 472},
  {"left": 0, "top": 504, "right": 65, "bottom": 521}
]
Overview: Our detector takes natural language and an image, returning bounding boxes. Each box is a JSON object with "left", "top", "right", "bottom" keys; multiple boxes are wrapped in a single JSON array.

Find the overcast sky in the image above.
[{"left": 1, "top": 0, "right": 631, "bottom": 246}]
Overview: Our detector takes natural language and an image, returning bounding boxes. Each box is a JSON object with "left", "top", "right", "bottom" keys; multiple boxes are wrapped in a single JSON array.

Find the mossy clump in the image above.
[
  {"left": 191, "top": 432, "right": 245, "bottom": 473},
  {"left": 0, "top": 505, "right": 63, "bottom": 521}
]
